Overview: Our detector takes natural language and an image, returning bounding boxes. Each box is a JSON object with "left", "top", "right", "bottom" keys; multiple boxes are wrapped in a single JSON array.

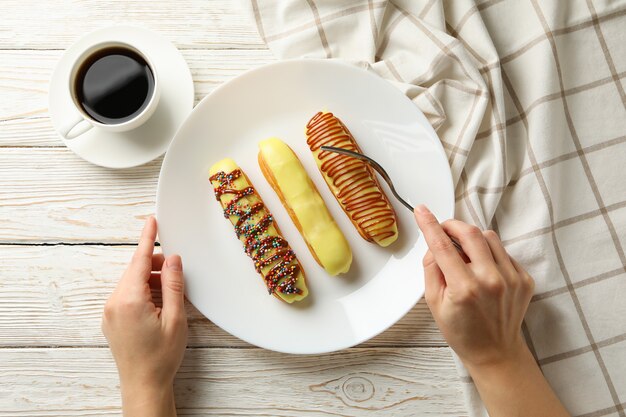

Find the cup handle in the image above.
[{"left": 59, "top": 112, "right": 93, "bottom": 140}]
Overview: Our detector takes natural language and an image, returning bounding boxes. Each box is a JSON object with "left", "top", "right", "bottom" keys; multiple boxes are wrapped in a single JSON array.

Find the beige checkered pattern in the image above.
[{"left": 243, "top": 0, "right": 626, "bottom": 415}]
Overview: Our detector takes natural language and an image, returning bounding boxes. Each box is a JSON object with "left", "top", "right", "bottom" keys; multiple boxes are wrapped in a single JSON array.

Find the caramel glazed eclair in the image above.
[
  {"left": 209, "top": 158, "right": 308, "bottom": 303},
  {"left": 258, "top": 137, "right": 352, "bottom": 276},
  {"left": 306, "top": 111, "right": 399, "bottom": 247}
]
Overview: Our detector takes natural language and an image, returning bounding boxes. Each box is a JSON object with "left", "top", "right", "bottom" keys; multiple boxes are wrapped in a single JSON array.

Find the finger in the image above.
[
  {"left": 422, "top": 250, "right": 445, "bottom": 309},
  {"left": 127, "top": 216, "right": 158, "bottom": 280},
  {"left": 482, "top": 230, "right": 511, "bottom": 266},
  {"left": 152, "top": 253, "right": 165, "bottom": 272},
  {"left": 441, "top": 220, "right": 493, "bottom": 265},
  {"left": 136, "top": 216, "right": 157, "bottom": 259},
  {"left": 509, "top": 256, "right": 535, "bottom": 297},
  {"left": 414, "top": 205, "right": 468, "bottom": 281},
  {"left": 160, "top": 255, "right": 186, "bottom": 325},
  {"left": 509, "top": 256, "right": 528, "bottom": 275}
]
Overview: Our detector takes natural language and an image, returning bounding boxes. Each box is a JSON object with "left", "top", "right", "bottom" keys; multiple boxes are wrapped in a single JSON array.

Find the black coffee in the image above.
[{"left": 75, "top": 47, "right": 155, "bottom": 124}]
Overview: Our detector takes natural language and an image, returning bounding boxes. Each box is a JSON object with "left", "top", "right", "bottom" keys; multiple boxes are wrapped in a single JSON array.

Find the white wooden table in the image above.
[{"left": 0, "top": 1, "right": 467, "bottom": 415}]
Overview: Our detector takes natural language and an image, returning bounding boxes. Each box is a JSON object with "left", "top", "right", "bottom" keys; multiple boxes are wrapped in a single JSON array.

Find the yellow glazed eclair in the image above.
[
  {"left": 209, "top": 158, "right": 308, "bottom": 303},
  {"left": 306, "top": 111, "right": 399, "bottom": 247},
  {"left": 258, "top": 138, "right": 352, "bottom": 276}
]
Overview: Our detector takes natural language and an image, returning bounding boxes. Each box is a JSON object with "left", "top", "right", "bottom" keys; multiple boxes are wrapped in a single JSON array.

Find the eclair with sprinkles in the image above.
[
  {"left": 306, "top": 111, "right": 399, "bottom": 247},
  {"left": 258, "top": 138, "right": 352, "bottom": 276},
  {"left": 209, "top": 158, "right": 308, "bottom": 303}
]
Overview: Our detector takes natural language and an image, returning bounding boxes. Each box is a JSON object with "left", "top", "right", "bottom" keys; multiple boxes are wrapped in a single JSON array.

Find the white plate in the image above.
[
  {"left": 49, "top": 25, "right": 193, "bottom": 169},
  {"left": 156, "top": 59, "right": 453, "bottom": 354}
]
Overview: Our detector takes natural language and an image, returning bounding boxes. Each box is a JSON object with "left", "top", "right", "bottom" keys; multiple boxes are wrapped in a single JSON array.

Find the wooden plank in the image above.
[
  {"left": 0, "top": 245, "right": 444, "bottom": 348},
  {"left": 0, "top": 148, "right": 161, "bottom": 243},
  {"left": 0, "top": 0, "right": 264, "bottom": 50},
  {"left": 0, "top": 49, "right": 276, "bottom": 146},
  {"left": 0, "top": 347, "right": 467, "bottom": 416}
]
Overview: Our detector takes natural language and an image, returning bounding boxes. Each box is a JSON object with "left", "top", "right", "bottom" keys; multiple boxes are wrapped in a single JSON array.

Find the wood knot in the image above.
[
  {"left": 310, "top": 371, "right": 427, "bottom": 410},
  {"left": 342, "top": 376, "right": 374, "bottom": 402}
]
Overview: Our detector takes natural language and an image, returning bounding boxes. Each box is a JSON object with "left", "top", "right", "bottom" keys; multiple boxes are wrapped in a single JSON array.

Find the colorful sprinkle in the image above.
[{"left": 209, "top": 169, "right": 302, "bottom": 296}]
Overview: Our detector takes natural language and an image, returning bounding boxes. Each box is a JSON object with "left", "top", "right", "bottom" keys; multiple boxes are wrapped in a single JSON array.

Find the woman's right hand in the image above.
[
  {"left": 414, "top": 205, "right": 570, "bottom": 417},
  {"left": 414, "top": 205, "right": 534, "bottom": 368}
]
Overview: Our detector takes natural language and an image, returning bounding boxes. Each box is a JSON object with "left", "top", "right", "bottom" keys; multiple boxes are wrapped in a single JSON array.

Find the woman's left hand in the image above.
[{"left": 102, "top": 216, "right": 187, "bottom": 417}]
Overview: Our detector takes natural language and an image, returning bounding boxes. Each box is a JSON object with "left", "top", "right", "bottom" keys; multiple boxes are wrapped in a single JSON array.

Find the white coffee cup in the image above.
[{"left": 60, "top": 41, "right": 161, "bottom": 140}]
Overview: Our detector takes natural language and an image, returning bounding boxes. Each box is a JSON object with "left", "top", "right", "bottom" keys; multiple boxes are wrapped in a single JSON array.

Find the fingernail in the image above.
[
  {"left": 415, "top": 204, "right": 431, "bottom": 215},
  {"left": 166, "top": 255, "right": 182, "bottom": 272},
  {"left": 144, "top": 216, "right": 155, "bottom": 228}
]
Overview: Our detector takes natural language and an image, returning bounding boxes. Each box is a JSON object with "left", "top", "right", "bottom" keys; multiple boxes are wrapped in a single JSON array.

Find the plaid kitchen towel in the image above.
[{"left": 242, "top": 1, "right": 626, "bottom": 416}]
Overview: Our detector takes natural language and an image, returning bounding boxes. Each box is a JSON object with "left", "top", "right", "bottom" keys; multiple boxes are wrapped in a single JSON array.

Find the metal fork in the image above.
[{"left": 320, "top": 145, "right": 464, "bottom": 253}]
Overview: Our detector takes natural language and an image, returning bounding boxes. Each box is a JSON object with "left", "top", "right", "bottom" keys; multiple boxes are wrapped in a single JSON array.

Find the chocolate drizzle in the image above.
[
  {"left": 209, "top": 169, "right": 302, "bottom": 295},
  {"left": 306, "top": 112, "right": 397, "bottom": 242}
]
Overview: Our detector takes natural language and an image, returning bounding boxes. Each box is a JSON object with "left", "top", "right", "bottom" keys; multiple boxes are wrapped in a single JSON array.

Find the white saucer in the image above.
[{"left": 49, "top": 26, "right": 194, "bottom": 169}]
